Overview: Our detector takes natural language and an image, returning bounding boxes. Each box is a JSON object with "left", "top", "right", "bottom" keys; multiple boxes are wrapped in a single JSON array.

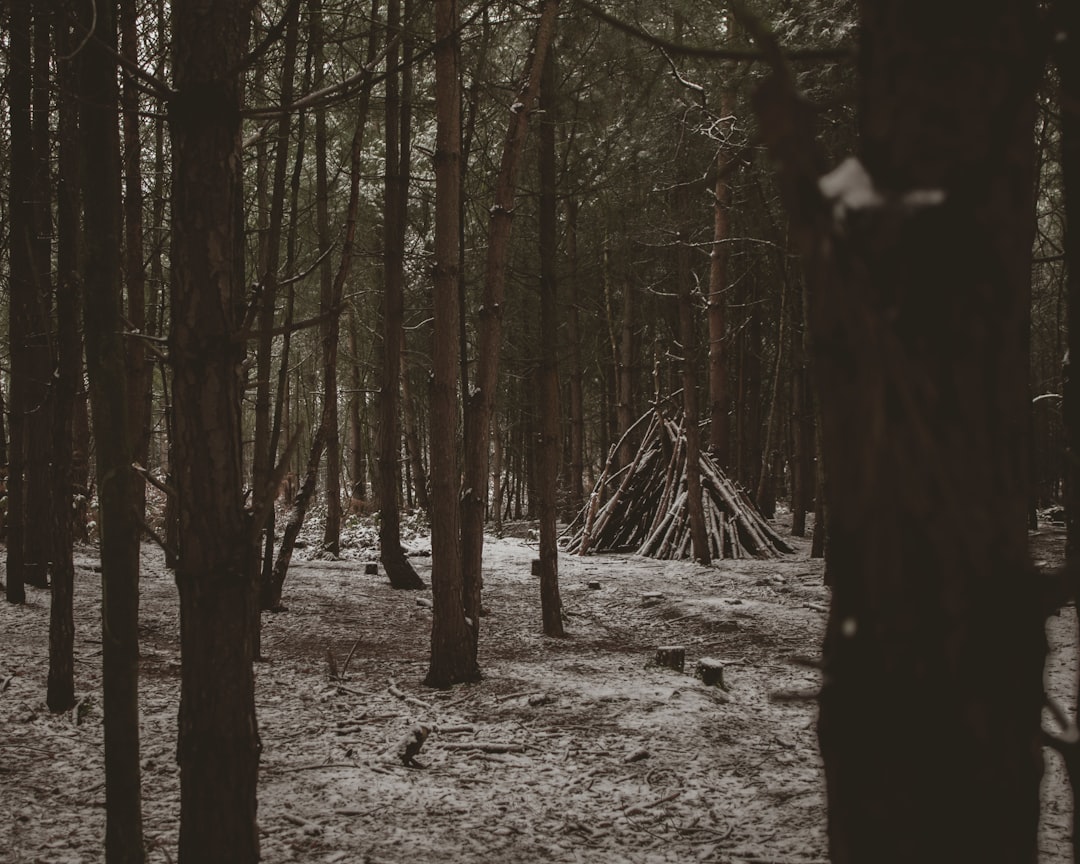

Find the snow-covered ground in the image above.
[{"left": 0, "top": 520, "right": 1073, "bottom": 862}]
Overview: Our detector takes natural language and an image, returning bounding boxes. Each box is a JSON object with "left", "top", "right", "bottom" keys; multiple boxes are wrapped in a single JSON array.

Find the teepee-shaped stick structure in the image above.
[{"left": 565, "top": 411, "right": 792, "bottom": 560}]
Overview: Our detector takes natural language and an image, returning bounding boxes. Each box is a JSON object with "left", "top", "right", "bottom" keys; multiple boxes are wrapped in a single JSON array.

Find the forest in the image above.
[{"left": 0, "top": 0, "right": 1078, "bottom": 862}]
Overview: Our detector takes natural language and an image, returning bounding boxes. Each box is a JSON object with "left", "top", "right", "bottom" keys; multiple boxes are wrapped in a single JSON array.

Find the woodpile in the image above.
[{"left": 565, "top": 411, "right": 793, "bottom": 560}]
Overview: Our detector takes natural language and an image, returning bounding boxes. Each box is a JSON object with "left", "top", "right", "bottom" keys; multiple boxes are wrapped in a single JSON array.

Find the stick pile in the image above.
[{"left": 564, "top": 412, "right": 793, "bottom": 560}]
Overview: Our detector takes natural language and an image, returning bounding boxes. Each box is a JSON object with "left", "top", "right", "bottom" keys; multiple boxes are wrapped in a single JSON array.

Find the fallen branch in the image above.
[{"left": 439, "top": 742, "right": 526, "bottom": 753}]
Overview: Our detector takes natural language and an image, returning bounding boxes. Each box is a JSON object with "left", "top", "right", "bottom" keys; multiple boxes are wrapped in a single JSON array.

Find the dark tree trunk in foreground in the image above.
[
  {"left": 426, "top": 0, "right": 480, "bottom": 688},
  {"left": 79, "top": 0, "right": 145, "bottom": 858},
  {"left": 48, "top": 4, "right": 82, "bottom": 716},
  {"left": 536, "top": 43, "right": 565, "bottom": 637},
  {"left": 753, "top": 3, "right": 1045, "bottom": 861},
  {"left": 169, "top": 2, "right": 260, "bottom": 861},
  {"left": 1057, "top": 3, "right": 1080, "bottom": 861},
  {"left": 379, "top": 0, "right": 425, "bottom": 590}
]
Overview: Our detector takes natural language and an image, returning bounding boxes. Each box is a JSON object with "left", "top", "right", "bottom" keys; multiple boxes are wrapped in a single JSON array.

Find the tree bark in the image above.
[
  {"left": 426, "top": 0, "right": 480, "bottom": 688},
  {"left": 5, "top": 0, "right": 31, "bottom": 605},
  {"left": 751, "top": 3, "right": 1045, "bottom": 860},
  {"left": 536, "top": 42, "right": 565, "bottom": 636},
  {"left": 312, "top": 0, "right": 342, "bottom": 556},
  {"left": 707, "top": 90, "right": 735, "bottom": 467},
  {"left": 564, "top": 196, "right": 585, "bottom": 516},
  {"left": 23, "top": 3, "right": 55, "bottom": 590},
  {"left": 80, "top": 0, "right": 145, "bottom": 858},
  {"left": 121, "top": 0, "right": 150, "bottom": 527},
  {"left": 48, "top": 5, "right": 81, "bottom": 716},
  {"left": 462, "top": 0, "right": 560, "bottom": 658},
  {"left": 169, "top": 2, "right": 259, "bottom": 860}
]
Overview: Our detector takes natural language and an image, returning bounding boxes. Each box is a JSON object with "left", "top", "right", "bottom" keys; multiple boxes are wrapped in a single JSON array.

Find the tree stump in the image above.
[
  {"left": 696, "top": 656, "right": 726, "bottom": 689},
  {"left": 655, "top": 645, "right": 686, "bottom": 672},
  {"left": 364, "top": 562, "right": 378, "bottom": 576},
  {"left": 587, "top": 580, "right": 601, "bottom": 590},
  {"left": 531, "top": 558, "right": 542, "bottom": 576},
  {"left": 642, "top": 592, "right": 664, "bottom": 607}
]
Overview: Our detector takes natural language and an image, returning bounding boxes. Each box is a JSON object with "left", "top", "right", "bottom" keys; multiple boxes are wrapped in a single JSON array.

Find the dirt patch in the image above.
[{"left": 0, "top": 521, "right": 1073, "bottom": 863}]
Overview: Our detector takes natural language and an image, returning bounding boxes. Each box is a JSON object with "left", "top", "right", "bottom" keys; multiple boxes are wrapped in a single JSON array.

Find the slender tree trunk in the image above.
[
  {"left": 253, "top": 0, "right": 301, "bottom": 605},
  {"left": 23, "top": 4, "right": 55, "bottom": 590},
  {"left": 536, "top": 42, "right": 565, "bottom": 636},
  {"left": 755, "top": 273, "right": 788, "bottom": 517},
  {"left": 79, "top": 1, "right": 145, "bottom": 858},
  {"left": 616, "top": 278, "right": 635, "bottom": 469},
  {"left": 426, "top": 0, "right": 479, "bottom": 688},
  {"left": 564, "top": 197, "right": 585, "bottom": 516},
  {"left": 707, "top": 91, "right": 734, "bottom": 467},
  {"left": 6, "top": 0, "right": 31, "bottom": 605},
  {"left": 48, "top": 6, "right": 81, "bottom": 716},
  {"left": 121, "top": 0, "right": 149, "bottom": 525},
  {"left": 313, "top": 0, "right": 342, "bottom": 555},
  {"left": 170, "top": 2, "right": 259, "bottom": 860},
  {"left": 380, "top": 0, "right": 425, "bottom": 589},
  {"left": 347, "top": 304, "right": 367, "bottom": 500},
  {"left": 752, "top": 3, "right": 1045, "bottom": 860},
  {"left": 675, "top": 216, "right": 710, "bottom": 566},
  {"left": 401, "top": 335, "right": 431, "bottom": 513},
  {"left": 462, "top": 0, "right": 560, "bottom": 659}
]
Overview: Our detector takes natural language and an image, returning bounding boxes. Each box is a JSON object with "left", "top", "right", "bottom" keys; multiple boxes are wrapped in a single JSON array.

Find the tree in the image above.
[
  {"left": 536, "top": 41, "right": 566, "bottom": 636},
  {"left": 6, "top": 0, "right": 32, "bottom": 604},
  {"left": 426, "top": 0, "right": 481, "bottom": 688},
  {"left": 461, "top": 0, "right": 560, "bottom": 663},
  {"left": 378, "top": 0, "right": 425, "bottom": 590},
  {"left": 750, "top": 1, "right": 1045, "bottom": 860},
  {"left": 78, "top": 0, "right": 145, "bottom": 858},
  {"left": 169, "top": 0, "right": 260, "bottom": 859},
  {"left": 48, "top": 1, "right": 82, "bottom": 717}
]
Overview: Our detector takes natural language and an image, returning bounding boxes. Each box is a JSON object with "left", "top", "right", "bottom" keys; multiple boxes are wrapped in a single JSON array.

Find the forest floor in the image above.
[{"left": 0, "top": 512, "right": 1075, "bottom": 863}]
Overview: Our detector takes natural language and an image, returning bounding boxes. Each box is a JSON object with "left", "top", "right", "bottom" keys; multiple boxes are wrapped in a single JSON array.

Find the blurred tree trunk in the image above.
[
  {"left": 169, "top": 1, "right": 259, "bottom": 859},
  {"left": 426, "top": 0, "right": 479, "bottom": 688},
  {"left": 752, "top": 2, "right": 1045, "bottom": 860},
  {"left": 79, "top": 0, "right": 145, "bottom": 858},
  {"left": 536, "top": 42, "right": 565, "bottom": 636}
]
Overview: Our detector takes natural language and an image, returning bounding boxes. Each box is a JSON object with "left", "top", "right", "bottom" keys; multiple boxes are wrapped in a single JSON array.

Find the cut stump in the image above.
[
  {"left": 697, "top": 657, "right": 727, "bottom": 689},
  {"left": 655, "top": 645, "right": 686, "bottom": 672}
]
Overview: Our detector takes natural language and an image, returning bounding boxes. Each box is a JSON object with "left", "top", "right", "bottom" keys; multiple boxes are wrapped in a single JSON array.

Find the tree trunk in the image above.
[
  {"left": 754, "top": 271, "right": 788, "bottom": 518},
  {"left": 462, "top": 0, "right": 560, "bottom": 659},
  {"left": 313, "top": 0, "right": 342, "bottom": 556},
  {"left": 536, "top": 42, "right": 565, "bottom": 637},
  {"left": 121, "top": 0, "right": 150, "bottom": 526},
  {"left": 252, "top": 0, "right": 301, "bottom": 605},
  {"left": 5, "top": 0, "right": 31, "bottom": 605},
  {"left": 752, "top": 3, "right": 1045, "bottom": 860},
  {"left": 564, "top": 196, "right": 585, "bottom": 516},
  {"left": 24, "top": 4, "right": 55, "bottom": 590},
  {"left": 169, "top": 2, "right": 260, "bottom": 860},
  {"left": 426, "top": 0, "right": 480, "bottom": 688},
  {"left": 48, "top": 5, "right": 81, "bottom": 716},
  {"left": 80, "top": 1, "right": 145, "bottom": 858},
  {"left": 380, "top": 0, "right": 425, "bottom": 590},
  {"left": 707, "top": 90, "right": 735, "bottom": 467},
  {"left": 347, "top": 304, "right": 367, "bottom": 501},
  {"left": 1059, "top": 4, "right": 1080, "bottom": 860},
  {"left": 401, "top": 335, "right": 431, "bottom": 514}
]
